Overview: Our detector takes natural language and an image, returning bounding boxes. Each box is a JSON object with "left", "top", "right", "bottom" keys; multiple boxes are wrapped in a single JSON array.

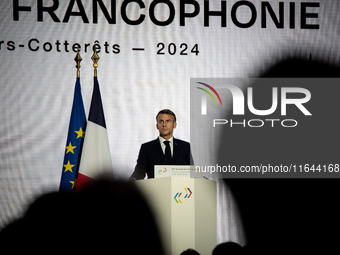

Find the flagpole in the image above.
[
  {"left": 76, "top": 48, "right": 113, "bottom": 190},
  {"left": 74, "top": 48, "right": 82, "bottom": 78},
  {"left": 60, "top": 49, "right": 87, "bottom": 192},
  {"left": 91, "top": 49, "right": 100, "bottom": 77}
]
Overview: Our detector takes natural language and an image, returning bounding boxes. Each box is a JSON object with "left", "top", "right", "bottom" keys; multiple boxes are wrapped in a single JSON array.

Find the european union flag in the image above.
[{"left": 60, "top": 77, "right": 86, "bottom": 192}]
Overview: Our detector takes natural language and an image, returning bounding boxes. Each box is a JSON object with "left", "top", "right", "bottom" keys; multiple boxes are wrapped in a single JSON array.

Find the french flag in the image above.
[{"left": 77, "top": 77, "right": 113, "bottom": 190}]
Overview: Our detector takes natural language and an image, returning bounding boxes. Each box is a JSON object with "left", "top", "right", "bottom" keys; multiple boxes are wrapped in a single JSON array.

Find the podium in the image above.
[{"left": 136, "top": 176, "right": 217, "bottom": 255}]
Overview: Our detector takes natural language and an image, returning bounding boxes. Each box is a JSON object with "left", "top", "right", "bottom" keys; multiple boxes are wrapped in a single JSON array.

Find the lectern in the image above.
[{"left": 136, "top": 176, "right": 217, "bottom": 255}]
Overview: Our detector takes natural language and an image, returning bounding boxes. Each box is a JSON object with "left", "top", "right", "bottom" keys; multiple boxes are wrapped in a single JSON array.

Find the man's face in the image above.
[{"left": 156, "top": 113, "right": 177, "bottom": 139}]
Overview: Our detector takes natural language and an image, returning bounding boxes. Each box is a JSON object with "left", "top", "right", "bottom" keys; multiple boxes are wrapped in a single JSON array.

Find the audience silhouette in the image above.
[
  {"left": 180, "top": 248, "right": 201, "bottom": 255},
  {"left": 0, "top": 178, "right": 165, "bottom": 254},
  {"left": 212, "top": 241, "right": 243, "bottom": 255}
]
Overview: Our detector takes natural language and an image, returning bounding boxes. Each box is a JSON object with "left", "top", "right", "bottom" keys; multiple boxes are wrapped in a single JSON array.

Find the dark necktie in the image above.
[{"left": 164, "top": 141, "right": 172, "bottom": 163}]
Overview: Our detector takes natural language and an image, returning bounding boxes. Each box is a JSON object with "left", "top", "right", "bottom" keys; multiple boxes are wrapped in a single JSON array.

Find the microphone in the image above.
[
  {"left": 161, "top": 155, "right": 169, "bottom": 165},
  {"left": 175, "top": 155, "right": 187, "bottom": 165},
  {"left": 162, "top": 153, "right": 173, "bottom": 164}
]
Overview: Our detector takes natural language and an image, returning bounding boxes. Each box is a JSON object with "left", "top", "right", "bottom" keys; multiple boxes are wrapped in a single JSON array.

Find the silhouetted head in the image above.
[{"left": 213, "top": 241, "right": 243, "bottom": 255}]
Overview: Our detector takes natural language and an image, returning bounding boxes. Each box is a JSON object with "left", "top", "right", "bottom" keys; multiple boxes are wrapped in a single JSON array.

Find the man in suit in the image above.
[{"left": 129, "top": 109, "right": 193, "bottom": 180}]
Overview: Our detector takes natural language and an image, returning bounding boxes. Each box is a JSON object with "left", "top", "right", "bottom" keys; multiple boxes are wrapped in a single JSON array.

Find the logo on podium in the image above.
[
  {"left": 174, "top": 187, "right": 192, "bottom": 203},
  {"left": 157, "top": 167, "right": 167, "bottom": 175}
]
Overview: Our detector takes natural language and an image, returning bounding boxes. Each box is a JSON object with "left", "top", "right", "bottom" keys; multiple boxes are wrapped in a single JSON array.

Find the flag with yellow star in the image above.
[{"left": 60, "top": 77, "right": 86, "bottom": 192}]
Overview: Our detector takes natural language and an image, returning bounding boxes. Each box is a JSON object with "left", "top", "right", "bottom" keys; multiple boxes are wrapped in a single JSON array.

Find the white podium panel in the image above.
[{"left": 136, "top": 177, "right": 217, "bottom": 255}]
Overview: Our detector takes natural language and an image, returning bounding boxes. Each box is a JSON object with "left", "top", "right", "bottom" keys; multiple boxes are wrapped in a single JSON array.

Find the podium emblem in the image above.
[
  {"left": 174, "top": 187, "right": 192, "bottom": 203},
  {"left": 157, "top": 167, "right": 168, "bottom": 175}
]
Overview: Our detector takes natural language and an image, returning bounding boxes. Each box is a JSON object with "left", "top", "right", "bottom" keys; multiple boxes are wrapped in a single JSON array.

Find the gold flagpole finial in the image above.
[
  {"left": 91, "top": 48, "right": 100, "bottom": 77},
  {"left": 74, "top": 48, "right": 82, "bottom": 78}
]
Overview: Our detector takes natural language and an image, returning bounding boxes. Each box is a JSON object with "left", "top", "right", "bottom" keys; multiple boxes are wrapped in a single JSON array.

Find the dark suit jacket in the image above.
[{"left": 130, "top": 137, "right": 193, "bottom": 179}]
